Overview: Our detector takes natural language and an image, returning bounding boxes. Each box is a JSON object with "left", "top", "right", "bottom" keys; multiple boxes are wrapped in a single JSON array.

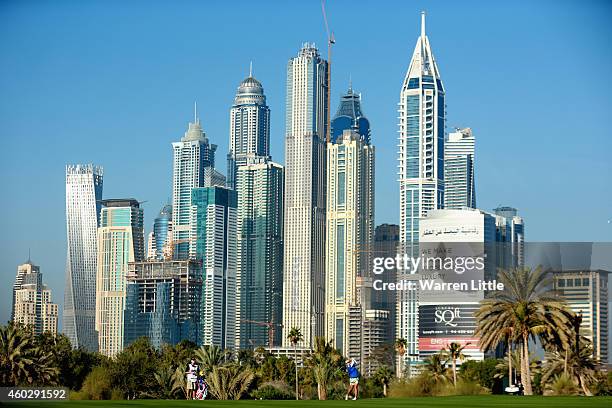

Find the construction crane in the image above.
[
  {"left": 241, "top": 319, "right": 284, "bottom": 348},
  {"left": 322, "top": 0, "right": 335, "bottom": 144}
]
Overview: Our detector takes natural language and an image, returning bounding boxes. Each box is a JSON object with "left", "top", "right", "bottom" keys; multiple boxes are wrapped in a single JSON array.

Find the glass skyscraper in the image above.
[
  {"left": 444, "top": 128, "right": 475, "bottom": 209},
  {"left": 283, "top": 43, "right": 329, "bottom": 348},
  {"left": 95, "top": 199, "right": 144, "bottom": 356},
  {"left": 64, "top": 164, "right": 103, "bottom": 351},
  {"left": 191, "top": 186, "right": 237, "bottom": 349},
  {"left": 397, "top": 12, "right": 446, "bottom": 366},
  {"left": 236, "top": 161, "right": 284, "bottom": 348},
  {"left": 227, "top": 72, "right": 271, "bottom": 190}
]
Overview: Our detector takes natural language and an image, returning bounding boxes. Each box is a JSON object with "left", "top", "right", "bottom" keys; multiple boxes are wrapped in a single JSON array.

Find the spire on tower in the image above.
[
  {"left": 249, "top": 61, "right": 253, "bottom": 77},
  {"left": 421, "top": 11, "right": 426, "bottom": 38},
  {"left": 194, "top": 101, "right": 198, "bottom": 124}
]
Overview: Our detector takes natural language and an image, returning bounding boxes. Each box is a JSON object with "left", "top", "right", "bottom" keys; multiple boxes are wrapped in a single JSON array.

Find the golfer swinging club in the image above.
[{"left": 345, "top": 358, "right": 360, "bottom": 400}]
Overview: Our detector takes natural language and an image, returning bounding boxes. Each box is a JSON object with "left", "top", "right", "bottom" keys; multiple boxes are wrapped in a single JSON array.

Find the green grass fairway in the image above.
[{"left": 4, "top": 396, "right": 612, "bottom": 408}]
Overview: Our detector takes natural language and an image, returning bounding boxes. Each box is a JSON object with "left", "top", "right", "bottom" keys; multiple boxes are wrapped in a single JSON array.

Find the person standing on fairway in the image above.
[
  {"left": 185, "top": 358, "right": 199, "bottom": 400},
  {"left": 345, "top": 358, "right": 360, "bottom": 400}
]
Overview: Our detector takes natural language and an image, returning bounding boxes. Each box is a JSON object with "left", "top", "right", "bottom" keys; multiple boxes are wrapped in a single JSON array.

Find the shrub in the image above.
[
  {"left": 437, "top": 379, "right": 490, "bottom": 396},
  {"left": 546, "top": 373, "right": 579, "bottom": 396},
  {"left": 250, "top": 384, "right": 294, "bottom": 400},
  {"left": 389, "top": 375, "right": 489, "bottom": 398},
  {"left": 79, "top": 366, "right": 113, "bottom": 400},
  {"left": 388, "top": 374, "right": 436, "bottom": 397}
]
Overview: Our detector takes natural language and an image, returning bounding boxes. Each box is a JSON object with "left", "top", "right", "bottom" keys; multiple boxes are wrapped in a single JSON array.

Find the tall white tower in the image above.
[
  {"left": 64, "top": 164, "right": 103, "bottom": 350},
  {"left": 227, "top": 71, "right": 270, "bottom": 190},
  {"left": 397, "top": 12, "right": 446, "bottom": 366},
  {"left": 325, "top": 128, "right": 374, "bottom": 355},
  {"left": 282, "top": 43, "right": 329, "bottom": 347},
  {"left": 171, "top": 112, "right": 219, "bottom": 259}
]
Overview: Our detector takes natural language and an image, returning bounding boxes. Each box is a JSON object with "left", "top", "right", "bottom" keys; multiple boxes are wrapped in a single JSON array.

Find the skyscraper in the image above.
[
  {"left": 397, "top": 12, "right": 445, "bottom": 365},
  {"left": 64, "top": 164, "right": 103, "bottom": 350},
  {"left": 236, "top": 161, "right": 284, "bottom": 348},
  {"left": 325, "top": 121, "right": 375, "bottom": 355},
  {"left": 12, "top": 260, "right": 58, "bottom": 335},
  {"left": 171, "top": 112, "right": 221, "bottom": 259},
  {"left": 444, "top": 128, "right": 475, "bottom": 209},
  {"left": 191, "top": 186, "right": 237, "bottom": 349},
  {"left": 95, "top": 199, "right": 144, "bottom": 356},
  {"left": 282, "top": 43, "right": 329, "bottom": 348},
  {"left": 227, "top": 71, "right": 271, "bottom": 190}
]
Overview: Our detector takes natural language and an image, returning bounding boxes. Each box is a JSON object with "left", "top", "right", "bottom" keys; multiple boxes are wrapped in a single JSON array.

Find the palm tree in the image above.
[
  {"left": 443, "top": 342, "right": 468, "bottom": 386},
  {"left": 146, "top": 366, "right": 182, "bottom": 399},
  {"left": 195, "top": 344, "right": 226, "bottom": 374},
  {"left": 172, "top": 366, "right": 187, "bottom": 399},
  {"left": 373, "top": 365, "right": 394, "bottom": 397},
  {"left": 423, "top": 353, "right": 450, "bottom": 385},
  {"left": 287, "top": 327, "right": 303, "bottom": 400},
  {"left": 475, "top": 266, "right": 572, "bottom": 395},
  {"left": 207, "top": 365, "right": 255, "bottom": 400},
  {"left": 308, "top": 337, "right": 342, "bottom": 400},
  {"left": 542, "top": 341, "right": 598, "bottom": 396},
  {"left": 311, "top": 361, "right": 335, "bottom": 400},
  {"left": 0, "top": 323, "right": 58, "bottom": 386},
  {"left": 394, "top": 338, "right": 407, "bottom": 378}
]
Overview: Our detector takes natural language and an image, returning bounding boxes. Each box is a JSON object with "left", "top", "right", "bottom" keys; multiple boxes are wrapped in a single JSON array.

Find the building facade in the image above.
[
  {"left": 124, "top": 259, "right": 203, "bottom": 348},
  {"left": 191, "top": 186, "right": 237, "bottom": 349},
  {"left": 397, "top": 12, "right": 446, "bottom": 367},
  {"left": 227, "top": 73, "right": 271, "bottom": 190},
  {"left": 236, "top": 161, "right": 284, "bottom": 348},
  {"left": 325, "top": 127, "right": 374, "bottom": 355},
  {"left": 64, "top": 164, "right": 103, "bottom": 350},
  {"left": 12, "top": 260, "right": 58, "bottom": 335},
  {"left": 444, "top": 128, "right": 475, "bottom": 209},
  {"left": 283, "top": 43, "right": 329, "bottom": 348},
  {"left": 95, "top": 199, "right": 144, "bottom": 356},
  {"left": 172, "top": 115, "right": 219, "bottom": 260},
  {"left": 553, "top": 270, "right": 609, "bottom": 363}
]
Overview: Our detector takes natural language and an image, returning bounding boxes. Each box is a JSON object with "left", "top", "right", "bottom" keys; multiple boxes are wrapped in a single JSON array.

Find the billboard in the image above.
[{"left": 419, "top": 304, "right": 478, "bottom": 337}]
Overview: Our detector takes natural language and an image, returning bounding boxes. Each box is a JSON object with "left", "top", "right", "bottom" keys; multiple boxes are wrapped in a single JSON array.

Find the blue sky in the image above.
[{"left": 0, "top": 0, "right": 611, "bottom": 324}]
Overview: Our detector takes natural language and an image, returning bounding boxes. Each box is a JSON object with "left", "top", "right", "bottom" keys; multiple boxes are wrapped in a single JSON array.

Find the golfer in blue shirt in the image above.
[{"left": 345, "top": 358, "right": 360, "bottom": 400}]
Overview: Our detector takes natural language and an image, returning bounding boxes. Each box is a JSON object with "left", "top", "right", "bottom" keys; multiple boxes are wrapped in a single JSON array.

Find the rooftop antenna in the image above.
[
  {"left": 421, "top": 10, "right": 426, "bottom": 38},
  {"left": 28, "top": 248, "right": 31, "bottom": 263},
  {"left": 321, "top": 0, "right": 335, "bottom": 144},
  {"left": 249, "top": 61, "right": 253, "bottom": 77},
  {"left": 194, "top": 101, "right": 198, "bottom": 124}
]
